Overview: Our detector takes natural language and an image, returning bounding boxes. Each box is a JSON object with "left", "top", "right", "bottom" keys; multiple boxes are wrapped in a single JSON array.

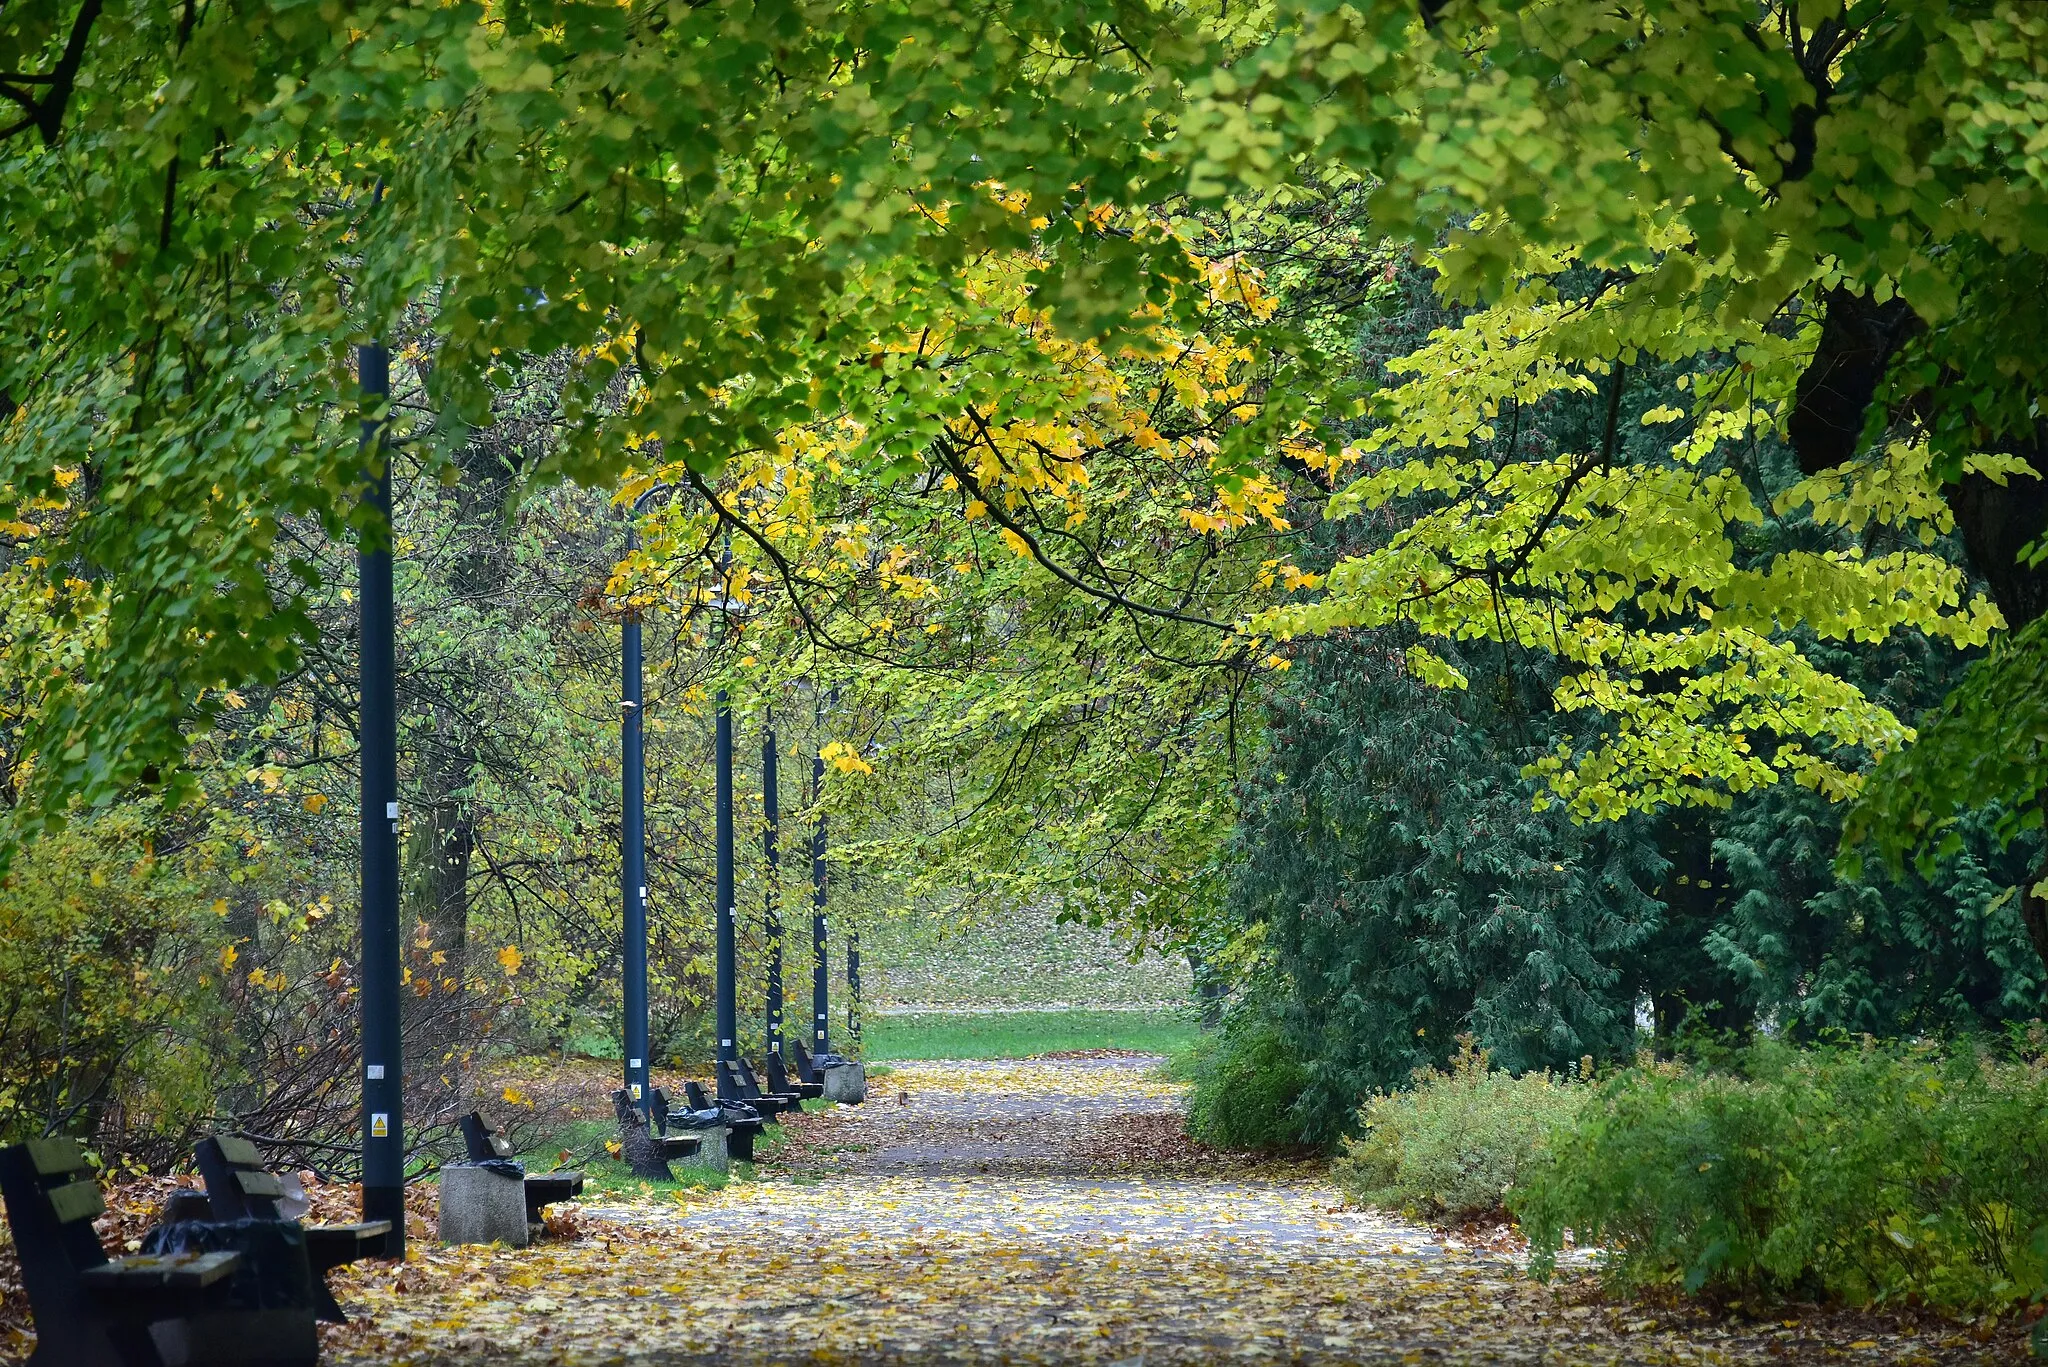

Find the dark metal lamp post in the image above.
[
  {"left": 357, "top": 327, "right": 404, "bottom": 1256},
  {"left": 810, "top": 694, "right": 829, "bottom": 1054},
  {"left": 714, "top": 682, "right": 738, "bottom": 1098},
  {"left": 763, "top": 715, "right": 782, "bottom": 1059},
  {"left": 620, "top": 490, "right": 665, "bottom": 1116}
]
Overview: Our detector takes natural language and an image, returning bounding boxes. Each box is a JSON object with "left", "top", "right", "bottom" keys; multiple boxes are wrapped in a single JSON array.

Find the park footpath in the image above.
[{"left": 319, "top": 1056, "right": 2021, "bottom": 1365}]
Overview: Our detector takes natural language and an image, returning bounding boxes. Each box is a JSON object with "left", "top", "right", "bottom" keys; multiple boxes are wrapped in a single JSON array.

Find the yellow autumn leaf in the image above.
[
  {"left": 820, "top": 741, "right": 874, "bottom": 776},
  {"left": 498, "top": 944, "right": 523, "bottom": 976},
  {"left": 302, "top": 792, "right": 329, "bottom": 813}
]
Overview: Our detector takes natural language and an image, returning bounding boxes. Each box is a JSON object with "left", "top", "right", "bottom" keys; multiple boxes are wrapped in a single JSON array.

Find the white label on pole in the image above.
[
  {"left": 629, "top": 1059, "right": 642, "bottom": 1069},
  {"left": 720, "top": 1039, "right": 732, "bottom": 1047},
  {"left": 385, "top": 801, "right": 398, "bottom": 820},
  {"left": 371, "top": 1113, "right": 389, "bottom": 1138},
  {"left": 366, "top": 1064, "right": 384, "bottom": 1080},
  {"left": 639, "top": 886, "right": 648, "bottom": 901}
]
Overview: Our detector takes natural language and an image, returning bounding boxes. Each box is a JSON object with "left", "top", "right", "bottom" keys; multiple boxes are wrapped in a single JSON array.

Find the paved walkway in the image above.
[{"left": 323, "top": 1057, "right": 2016, "bottom": 1365}]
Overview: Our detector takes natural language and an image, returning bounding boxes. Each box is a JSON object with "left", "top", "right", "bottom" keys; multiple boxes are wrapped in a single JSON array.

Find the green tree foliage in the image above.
[
  {"left": 0, "top": 0, "right": 1243, "bottom": 833},
  {"left": 1217, "top": 0, "right": 2048, "bottom": 965},
  {"left": 1228, "top": 626, "right": 1664, "bottom": 1140},
  {"left": 1715, "top": 783, "right": 2045, "bottom": 1035},
  {"left": 0, "top": 802, "right": 225, "bottom": 1156}
]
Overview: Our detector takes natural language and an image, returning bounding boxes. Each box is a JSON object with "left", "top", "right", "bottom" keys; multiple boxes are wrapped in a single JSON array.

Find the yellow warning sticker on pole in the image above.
[{"left": 371, "top": 1113, "right": 389, "bottom": 1138}]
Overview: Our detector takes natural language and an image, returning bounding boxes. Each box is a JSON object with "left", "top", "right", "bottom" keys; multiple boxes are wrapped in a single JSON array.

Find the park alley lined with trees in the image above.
[{"left": 5, "top": 0, "right": 2048, "bottom": 1360}]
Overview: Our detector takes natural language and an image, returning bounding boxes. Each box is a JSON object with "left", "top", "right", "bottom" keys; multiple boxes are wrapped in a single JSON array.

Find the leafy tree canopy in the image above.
[{"left": 5, "top": 0, "right": 2047, "bottom": 938}]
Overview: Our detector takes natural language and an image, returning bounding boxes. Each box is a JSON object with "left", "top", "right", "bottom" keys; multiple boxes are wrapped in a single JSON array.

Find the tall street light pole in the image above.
[
  {"left": 810, "top": 693, "right": 829, "bottom": 1054},
  {"left": 714, "top": 684, "right": 738, "bottom": 1098},
  {"left": 620, "top": 498, "right": 652, "bottom": 1116},
  {"left": 356, "top": 288, "right": 404, "bottom": 1256},
  {"left": 847, "top": 918, "right": 862, "bottom": 1057},
  {"left": 763, "top": 714, "right": 782, "bottom": 1060}
]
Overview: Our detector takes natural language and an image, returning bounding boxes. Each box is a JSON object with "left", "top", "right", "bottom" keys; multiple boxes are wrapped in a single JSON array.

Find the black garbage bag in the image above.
[
  {"left": 141, "top": 1218, "right": 316, "bottom": 1312},
  {"left": 812, "top": 1053, "right": 853, "bottom": 1069}
]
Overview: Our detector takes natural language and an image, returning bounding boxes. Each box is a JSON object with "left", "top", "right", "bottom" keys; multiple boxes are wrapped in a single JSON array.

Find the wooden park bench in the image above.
[
  {"left": 720, "top": 1059, "right": 803, "bottom": 1119},
  {"left": 643, "top": 1082, "right": 741, "bottom": 1147},
  {"left": 762, "top": 1052, "right": 823, "bottom": 1101},
  {"left": 609, "top": 1090, "right": 702, "bottom": 1163},
  {"left": 679, "top": 1081, "right": 763, "bottom": 1161},
  {"left": 193, "top": 1135, "right": 391, "bottom": 1323},
  {"left": 739, "top": 1057, "right": 809, "bottom": 1108},
  {"left": 0, "top": 1137, "right": 317, "bottom": 1367},
  {"left": 457, "top": 1112, "right": 585, "bottom": 1222},
  {"left": 707, "top": 1065, "right": 794, "bottom": 1122}
]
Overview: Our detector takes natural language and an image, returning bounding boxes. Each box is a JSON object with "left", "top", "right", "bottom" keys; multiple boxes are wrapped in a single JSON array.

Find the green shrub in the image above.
[
  {"left": 1511, "top": 1040, "right": 2048, "bottom": 1313},
  {"left": 0, "top": 804, "right": 226, "bottom": 1158},
  {"left": 1183, "top": 1012, "right": 1311, "bottom": 1150},
  {"left": 1332, "top": 1037, "right": 1588, "bottom": 1221}
]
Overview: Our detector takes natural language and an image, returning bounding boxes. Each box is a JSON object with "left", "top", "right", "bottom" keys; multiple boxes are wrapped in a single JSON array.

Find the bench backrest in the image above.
[
  {"left": 683, "top": 1079, "right": 714, "bottom": 1111},
  {"left": 792, "top": 1041, "right": 820, "bottom": 1083},
  {"left": 196, "top": 1134, "right": 287, "bottom": 1221},
  {"left": 648, "top": 1087, "right": 671, "bottom": 1133},
  {"left": 764, "top": 1054, "right": 797, "bottom": 1094},
  {"left": 721, "top": 1059, "right": 761, "bottom": 1100},
  {"left": 458, "top": 1112, "right": 515, "bottom": 1163},
  {"left": 0, "top": 1138, "right": 115, "bottom": 1359}
]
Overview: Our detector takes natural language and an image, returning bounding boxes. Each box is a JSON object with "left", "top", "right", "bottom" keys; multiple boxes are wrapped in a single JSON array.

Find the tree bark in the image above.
[
  {"left": 1789, "top": 293, "right": 2048, "bottom": 979},
  {"left": 403, "top": 437, "right": 520, "bottom": 1080}
]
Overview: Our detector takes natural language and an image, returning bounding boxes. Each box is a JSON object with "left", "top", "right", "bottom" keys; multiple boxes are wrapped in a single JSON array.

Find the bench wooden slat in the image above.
[
  {"left": 304, "top": 1221, "right": 391, "bottom": 1241},
  {"left": 489, "top": 1135, "right": 515, "bottom": 1158},
  {"left": 80, "top": 1250, "right": 241, "bottom": 1292},
  {"left": 25, "top": 1136, "right": 87, "bottom": 1176},
  {"left": 47, "top": 1177, "right": 105, "bottom": 1224},
  {"left": 214, "top": 1135, "right": 264, "bottom": 1167},
  {"left": 235, "top": 1170, "right": 285, "bottom": 1199}
]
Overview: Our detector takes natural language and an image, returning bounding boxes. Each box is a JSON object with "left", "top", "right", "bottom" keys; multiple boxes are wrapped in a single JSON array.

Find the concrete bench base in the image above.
[
  {"left": 439, "top": 1165, "right": 530, "bottom": 1247},
  {"left": 678, "top": 1125, "right": 732, "bottom": 1173},
  {"left": 821, "top": 1063, "right": 867, "bottom": 1105}
]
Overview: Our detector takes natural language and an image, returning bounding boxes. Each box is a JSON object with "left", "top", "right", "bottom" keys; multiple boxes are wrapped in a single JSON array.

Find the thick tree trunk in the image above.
[
  {"left": 403, "top": 439, "right": 519, "bottom": 1082},
  {"left": 405, "top": 711, "right": 475, "bottom": 1078},
  {"left": 1789, "top": 294, "right": 2048, "bottom": 980},
  {"left": 1188, "top": 948, "right": 1228, "bottom": 1029}
]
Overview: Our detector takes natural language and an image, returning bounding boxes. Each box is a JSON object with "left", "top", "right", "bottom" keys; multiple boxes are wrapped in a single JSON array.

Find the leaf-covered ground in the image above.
[{"left": 308, "top": 1056, "right": 2028, "bottom": 1365}]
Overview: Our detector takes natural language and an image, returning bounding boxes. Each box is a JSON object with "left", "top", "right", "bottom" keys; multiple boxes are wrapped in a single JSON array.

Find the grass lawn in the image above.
[
  {"left": 862, "top": 1009, "right": 1198, "bottom": 1061},
  {"left": 513, "top": 1116, "right": 746, "bottom": 1197}
]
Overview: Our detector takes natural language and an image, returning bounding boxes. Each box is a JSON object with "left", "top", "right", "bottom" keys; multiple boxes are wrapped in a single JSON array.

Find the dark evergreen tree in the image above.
[{"left": 1229, "top": 628, "right": 1665, "bottom": 1142}]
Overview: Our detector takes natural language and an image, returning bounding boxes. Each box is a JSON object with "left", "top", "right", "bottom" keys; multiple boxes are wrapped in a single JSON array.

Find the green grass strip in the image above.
[{"left": 862, "top": 1009, "right": 1197, "bottom": 1061}]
